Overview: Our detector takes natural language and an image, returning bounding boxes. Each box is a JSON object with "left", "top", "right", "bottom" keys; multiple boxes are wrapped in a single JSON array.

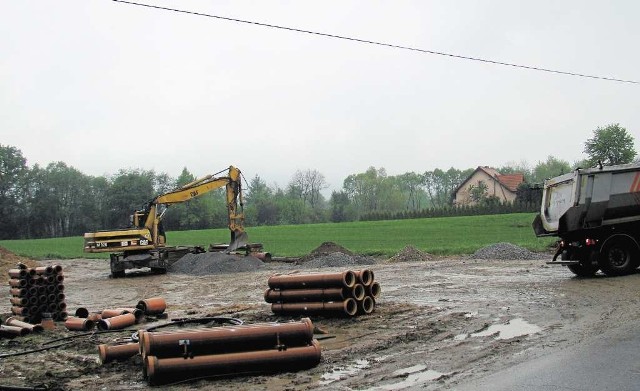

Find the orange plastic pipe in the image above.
[
  {"left": 264, "top": 287, "right": 348, "bottom": 303},
  {"left": 268, "top": 271, "right": 356, "bottom": 289},
  {"left": 137, "top": 297, "right": 166, "bottom": 315},
  {"left": 141, "top": 318, "right": 314, "bottom": 358},
  {"left": 98, "top": 343, "right": 141, "bottom": 364},
  {"left": 8, "top": 269, "right": 28, "bottom": 279},
  {"left": 358, "top": 296, "right": 375, "bottom": 315},
  {"left": 368, "top": 282, "right": 381, "bottom": 299},
  {"left": 5, "top": 317, "right": 44, "bottom": 333},
  {"left": 97, "top": 313, "right": 136, "bottom": 330},
  {"left": 355, "top": 269, "right": 374, "bottom": 287},
  {"left": 146, "top": 340, "right": 321, "bottom": 385},
  {"left": 65, "top": 317, "right": 95, "bottom": 331},
  {"left": 271, "top": 299, "right": 358, "bottom": 317}
]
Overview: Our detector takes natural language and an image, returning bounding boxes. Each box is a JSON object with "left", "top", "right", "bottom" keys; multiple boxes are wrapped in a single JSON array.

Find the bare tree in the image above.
[{"left": 289, "top": 169, "right": 328, "bottom": 207}]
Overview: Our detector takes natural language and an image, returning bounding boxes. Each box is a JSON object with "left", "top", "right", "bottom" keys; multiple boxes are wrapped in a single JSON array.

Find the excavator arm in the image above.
[
  {"left": 142, "top": 166, "right": 248, "bottom": 250},
  {"left": 85, "top": 166, "right": 249, "bottom": 254}
]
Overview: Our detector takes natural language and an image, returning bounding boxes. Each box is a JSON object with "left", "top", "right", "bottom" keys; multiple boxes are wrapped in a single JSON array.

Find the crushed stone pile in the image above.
[
  {"left": 388, "top": 246, "right": 433, "bottom": 263},
  {"left": 169, "top": 252, "right": 265, "bottom": 275},
  {"left": 299, "top": 242, "right": 377, "bottom": 268},
  {"left": 470, "top": 242, "right": 543, "bottom": 260}
]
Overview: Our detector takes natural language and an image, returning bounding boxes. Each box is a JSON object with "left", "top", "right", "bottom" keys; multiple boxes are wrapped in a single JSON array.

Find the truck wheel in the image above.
[
  {"left": 111, "top": 270, "right": 125, "bottom": 278},
  {"left": 564, "top": 250, "right": 599, "bottom": 277},
  {"left": 598, "top": 236, "right": 639, "bottom": 276},
  {"left": 567, "top": 263, "right": 598, "bottom": 277}
]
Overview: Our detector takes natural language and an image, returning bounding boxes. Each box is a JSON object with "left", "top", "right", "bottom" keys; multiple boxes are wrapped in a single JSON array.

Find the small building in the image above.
[{"left": 454, "top": 166, "right": 524, "bottom": 206}]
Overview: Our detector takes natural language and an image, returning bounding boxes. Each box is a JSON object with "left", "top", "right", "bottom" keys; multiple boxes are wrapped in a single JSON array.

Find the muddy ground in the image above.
[{"left": 2, "top": 245, "right": 640, "bottom": 390}]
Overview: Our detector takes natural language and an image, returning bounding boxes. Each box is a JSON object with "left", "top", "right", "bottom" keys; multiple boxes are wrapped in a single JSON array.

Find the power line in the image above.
[{"left": 112, "top": 0, "right": 638, "bottom": 85}]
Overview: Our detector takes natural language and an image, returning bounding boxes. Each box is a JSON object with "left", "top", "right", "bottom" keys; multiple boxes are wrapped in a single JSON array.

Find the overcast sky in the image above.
[{"left": 2, "top": 1, "right": 639, "bottom": 192}]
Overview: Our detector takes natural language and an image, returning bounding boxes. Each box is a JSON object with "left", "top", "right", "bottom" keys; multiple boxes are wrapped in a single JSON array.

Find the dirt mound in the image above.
[
  {"left": 0, "top": 247, "right": 39, "bottom": 284},
  {"left": 300, "top": 242, "right": 354, "bottom": 262},
  {"left": 297, "top": 242, "right": 376, "bottom": 268},
  {"left": 470, "top": 242, "right": 543, "bottom": 260},
  {"left": 169, "top": 252, "right": 265, "bottom": 275},
  {"left": 388, "top": 245, "right": 433, "bottom": 263}
]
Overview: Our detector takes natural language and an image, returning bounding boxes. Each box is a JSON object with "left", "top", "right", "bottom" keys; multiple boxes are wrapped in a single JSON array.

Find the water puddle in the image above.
[
  {"left": 366, "top": 365, "right": 445, "bottom": 390},
  {"left": 319, "top": 359, "right": 370, "bottom": 385},
  {"left": 471, "top": 318, "right": 542, "bottom": 340}
]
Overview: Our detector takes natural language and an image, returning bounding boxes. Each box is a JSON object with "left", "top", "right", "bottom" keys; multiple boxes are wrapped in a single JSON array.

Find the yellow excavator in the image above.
[{"left": 84, "top": 166, "right": 255, "bottom": 278}]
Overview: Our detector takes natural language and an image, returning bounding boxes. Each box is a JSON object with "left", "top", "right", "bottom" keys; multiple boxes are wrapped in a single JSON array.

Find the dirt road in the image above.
[{"left": 2, "top": 251, "right": 640, "bottom": 390}]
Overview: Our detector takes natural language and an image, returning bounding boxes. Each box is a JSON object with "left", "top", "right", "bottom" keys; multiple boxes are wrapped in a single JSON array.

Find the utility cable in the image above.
[{"left": 112, "top": 0, "right": 638, "bottom": 85}]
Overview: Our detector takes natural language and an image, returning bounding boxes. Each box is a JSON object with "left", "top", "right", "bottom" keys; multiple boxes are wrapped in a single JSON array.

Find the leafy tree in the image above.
[
  {"left": 329, "top": 190, "right": 351, "bottom": 222},
  {"left": 532, "top": 156, "right": 571, "bottom": 183},
  {"left": 468, "top": 180, "right": 488, "bottom": 203},
  {"left": 342, "top": 167, "right": 408, "bottom": 218},
  {"left": 584, "top": 123, "right": 637, "bottom": 166},
  {"left": 515, "top": 182, "right": 542, "bottom": 205},
  {"left": 28, "top": 162, "right": 93, "bottom": 237},
  {"left": 497, "top": 161, "right": 533, "bottom": 182},
  {"left": 105, "top": 169, "right": 156, "bottom": 228},
  {"left": 423, "top": 167, "right": 473, "bottom": 208},
  {"left": 396, "top": 172, "right": 425, "bottom": 211},
  {"left": 0, "top": 145, "right": 28, "bottom": 238},
  {"left": 245, "top": 175, "right": 278, "bottom": 226}
]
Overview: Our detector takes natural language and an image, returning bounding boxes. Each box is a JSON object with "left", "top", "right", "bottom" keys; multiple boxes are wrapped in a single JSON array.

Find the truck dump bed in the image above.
[{"left": 533, "top": 162, "right": 640, "bottom": 237}]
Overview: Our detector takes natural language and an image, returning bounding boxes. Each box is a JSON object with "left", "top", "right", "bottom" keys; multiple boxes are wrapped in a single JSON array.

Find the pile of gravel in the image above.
[
  {"left": 301, "top": 252, "right": 377, "bottom": 269},
  {"left": 470, "top": 242, "right": 543, "bottom": 260},
  {"left": 388, "top": 246, "right": 433, "bottom": 263},
  {"left": 297, "top": 241, "right": 376, "bottom": 268},
  {"left": 169, "top": 252, "right": 265, "bottom": 275}
]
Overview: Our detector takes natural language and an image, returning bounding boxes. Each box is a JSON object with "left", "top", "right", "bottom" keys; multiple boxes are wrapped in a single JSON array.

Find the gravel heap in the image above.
[
  {"left": 470, "top": 242, "right": 543, "bottom": 260},
  {"left": 299, "top": 242, "right": 377, "bottom": 268},
  {"left": 387, "top": 246, "right": 433, "bottom": 263},
  {"left": 301, "top": 253, "right": 377, "bottom": 268},
  {"left": 169, "top": 252, "right": 265, "bottom": 275}
]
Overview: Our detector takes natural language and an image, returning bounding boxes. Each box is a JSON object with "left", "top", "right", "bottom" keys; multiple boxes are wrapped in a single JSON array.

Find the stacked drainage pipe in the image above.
[
  {"left": 265, "top": 269, "right": 381, "bottom": 317},
  {"left": 7, "top": 264, "right": 67, "bottom": 324},
  {"left": 99, "top": 317, "right": 321, "bottom": 385}
]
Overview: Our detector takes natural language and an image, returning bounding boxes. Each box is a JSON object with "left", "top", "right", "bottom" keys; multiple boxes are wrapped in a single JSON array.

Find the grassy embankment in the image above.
[{"left": 0, "top": 213, "right": 555, "bottom": 260}]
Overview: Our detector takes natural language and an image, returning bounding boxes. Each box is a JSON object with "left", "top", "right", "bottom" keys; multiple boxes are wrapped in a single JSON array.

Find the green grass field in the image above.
[{"left": 0, "top": 213, "right": 555, "bottom": 260}]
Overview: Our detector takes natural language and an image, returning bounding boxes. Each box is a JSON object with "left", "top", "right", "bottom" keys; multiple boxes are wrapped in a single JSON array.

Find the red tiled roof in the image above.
[{"left": 496, "top": 173, "right": 525, "bottom": 192}]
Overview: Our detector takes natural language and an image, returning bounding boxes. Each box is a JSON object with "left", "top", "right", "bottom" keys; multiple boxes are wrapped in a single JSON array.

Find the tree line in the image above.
[{"left": 0, "top": 123, "right": 635, "bottom": 240}]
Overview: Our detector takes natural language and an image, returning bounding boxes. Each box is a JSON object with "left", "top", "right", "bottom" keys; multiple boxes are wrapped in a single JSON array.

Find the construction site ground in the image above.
[{"left": 2, "top": 243, "right": 640, "bottom": 390}]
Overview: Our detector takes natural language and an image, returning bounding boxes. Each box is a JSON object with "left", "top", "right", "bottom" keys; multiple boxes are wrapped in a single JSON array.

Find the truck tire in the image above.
[
  {"left": 567, "top": 263, "right": 598, "bottom": 277},
  {"left": 564, "top": 250, "right": 599, "bottom": 277},
  {"left": 598, "top": 235, "right": 639, "bottom": 276}
]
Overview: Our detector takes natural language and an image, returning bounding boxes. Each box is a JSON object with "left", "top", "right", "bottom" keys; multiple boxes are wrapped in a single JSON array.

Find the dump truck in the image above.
[
  {"left": 533, "top": 162, "right": 640, "bottom": 276},
  {"left": 84, "top": 166, "right": 258, "bottom": 278}
]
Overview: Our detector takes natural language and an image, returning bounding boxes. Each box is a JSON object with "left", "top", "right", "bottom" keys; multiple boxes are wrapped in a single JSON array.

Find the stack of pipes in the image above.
[
  {"left": 98, "top": 318, "right": 321, "bottom": 385},
  {"left": 265, "top": 269, "right": 381, "bottom": 317},
  {"left": 7, "top": 264, "right": 67, "bottom": 324}
]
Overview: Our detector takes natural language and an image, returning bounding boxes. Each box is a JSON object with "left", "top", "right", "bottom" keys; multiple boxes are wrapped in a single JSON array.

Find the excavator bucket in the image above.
[{"left": 227, "top": 230, "right": 249, "bottom": 252}]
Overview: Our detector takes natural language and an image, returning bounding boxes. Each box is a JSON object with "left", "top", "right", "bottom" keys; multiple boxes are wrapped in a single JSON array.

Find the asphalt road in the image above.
[{"left": 453, "top": 322, "right": 640, "bottom": 391}]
